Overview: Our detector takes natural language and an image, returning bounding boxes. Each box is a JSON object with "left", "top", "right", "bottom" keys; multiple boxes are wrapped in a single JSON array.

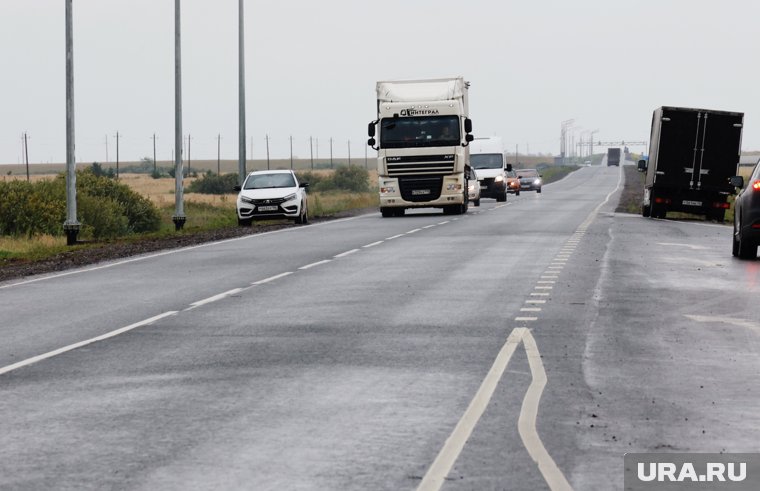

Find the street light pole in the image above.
[
  {"left": 63, "top": 0, "right": 80, "bottom": 245},
  {"left": 172, "top": 0, "right": 186, "bottom": 231},
  {"left": 237, "top": 0, "right": 247, "bottom": 184}
]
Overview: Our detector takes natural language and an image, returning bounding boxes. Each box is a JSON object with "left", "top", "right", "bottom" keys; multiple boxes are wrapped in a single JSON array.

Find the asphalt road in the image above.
[{"left": 1, "top": 163, "right": 758, "bottom": 490}]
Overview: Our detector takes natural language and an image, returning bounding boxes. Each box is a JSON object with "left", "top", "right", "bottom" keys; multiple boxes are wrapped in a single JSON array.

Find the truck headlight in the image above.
[
  {"left": 446, "top": 183, "right": 462, "bottom": 191},
  {"left": 494, "top": 175, "right": 504, "bottom": 182},
  {"left": 380, "top": 186, "right": 395, "bottom": 194}
]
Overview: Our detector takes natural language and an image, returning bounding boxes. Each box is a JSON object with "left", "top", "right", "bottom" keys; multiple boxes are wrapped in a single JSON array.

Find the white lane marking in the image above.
[
  {"left": 684, "top": 315, "right": 760, "bottom": 333},
  {"left": 531, "top": 293, "right": 550, "bottom": 296},
  {"left": 541, "top": 276, "right": 559, "bottom": 279},
  {"left": 423, "top": 225, "right": 436, "bottom": 229},
  {"left": 298, "top": 259, "right": 332, "bottom": 270},
  {"left": 521, "top": 308, "right": 542, "bottom": 312},
  {"left": 437, "top": 221, "right": 450, "bottom": 225},
  {"left": 417, "top": 329, "right": 526, "bottom": 491},
  {"left": 537, "top": 281, "right": 556, "bottom": 284},
  {"left": 363, "top": 241, "right": 384, "bottom": 248},
  {"left": 407, "top": 228, "right": 422, "bottom": 234},
  {"left": 386, "top": 234, "right": 405, "bottom": 240},
  {"left": 187, "top": 288, "right": 243, "bottom": 310},
  {"left": 526, "top": 300, "right": 546, "bottom": 304},
  {"left": 657, "top": 242, "right": 709, "bottom": 250},
  {"left": 547, "top": 266, "right": 563, "bottom": 270},
  {"left": 535, "top": 286, "right": 553, "bottom": 290},
  {"left": 0, "top": 311, "right": 178, "bottom": 376},
  {"left": 0, "top": 214, "right": 368, "bottom": 290},
  {"left": 519, "top": 330, "right": 574, "bottom": 491},
  {"left": 252, "top": 272, "right": 293, "bottom": 285},
  {"left": 334, "top": 249, "right": 360, "bottom": 258},
  {"left": 515, "top": 317, "right": 538, "bottom": 322}
]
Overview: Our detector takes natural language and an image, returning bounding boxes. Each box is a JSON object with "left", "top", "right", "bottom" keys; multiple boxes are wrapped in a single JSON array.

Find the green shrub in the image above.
[
  {"left": 298, "top": 167, "right": 369, "bottom": 193},
  {"left": 0, "top": 170, "right": 161, "bottom": 238},
  {"left": 187, "top": 171, "right": 239, "bottom": 194}
]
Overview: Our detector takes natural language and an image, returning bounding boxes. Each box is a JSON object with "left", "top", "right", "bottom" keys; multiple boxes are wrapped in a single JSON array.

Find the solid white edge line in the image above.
[
  {"left": 334, "top": 249, "right": 360, "bottom": 258},
  {"left": 518, "top": 330, "right": 574, "bottom": 491},
  {"left": 298, "top": 259, "right": 332, "bottom": 270},
  {"left": 417, "top": 328, "right": 527, "bottom": 491},
  {"left": 0, "top": 311, "right": 178, "bottom": 376},
  {"left": 252, "top": 271, "right": 293, "bottom": 285}
]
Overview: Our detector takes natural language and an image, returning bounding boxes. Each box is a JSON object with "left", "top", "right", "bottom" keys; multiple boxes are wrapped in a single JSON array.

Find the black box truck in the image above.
[
  {"left": 607, "top": 147, "right": 621, "bottom": 166},
  {"left": 638, "top": 106, "right": 743, "bottom": 221}
]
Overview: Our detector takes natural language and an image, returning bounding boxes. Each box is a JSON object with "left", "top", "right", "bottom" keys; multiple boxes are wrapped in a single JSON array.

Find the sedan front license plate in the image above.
[
  {"left": 258, "top": 205, "right": 278, "bottom": 212},
  {"left": 682, "top": 200, "right": 702, "bottom": 207}
]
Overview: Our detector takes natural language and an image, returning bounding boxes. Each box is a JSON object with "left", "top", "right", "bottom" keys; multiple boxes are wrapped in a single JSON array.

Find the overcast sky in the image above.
[{"left": 1, "top": 0, "right": 758, "bottom": 165}]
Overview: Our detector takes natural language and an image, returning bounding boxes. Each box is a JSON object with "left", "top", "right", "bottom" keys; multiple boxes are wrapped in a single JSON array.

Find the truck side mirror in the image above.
[
  {"left": 464, "top": 118, "right": 473, "bottom": 134},
  {"left": 465, "top": 134, "right": 474, "bottom": 142},
  {"left": 637, "top": 160, "right": 647, "bottom": 172},
  {"left": 729, "top": 176, "right": 744, "bottom": 188},
  {"left": 368, "top": 122, "right": 376, "bottom": 138},
  {"left": 367, "top": 137, "right": 376, "bottom": 147},
  {"left": 506, "top": 163, "right": 513, "bottom": 172}
]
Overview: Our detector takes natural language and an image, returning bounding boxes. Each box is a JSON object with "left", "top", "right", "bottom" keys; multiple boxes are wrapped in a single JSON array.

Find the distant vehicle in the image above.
[
  {"left": 470, "top": 136, "right": 509, "bottom": 202},
  {"left": 234, "top": 170, "right": 309, "bottom": 226},
  {"left": 518, "top": 169, "right": 542, "bottom": 193},
  {"left": 367, "top": 77, "right": 474, "bottom": 217},
  {"left": 607, "top": 148, "right": 621, "bottom": 166},
  {"left": 466, "top": 165, "right": 481, "bottom": 206},
  {"left": 639, "top": 106, "right": 744, "bottom": 221},
  {"left": 506, "top": 168, "right": 520, "bottom": 195},
  {"left": 730, "top": 161, "right": 760, "bottom": 259}
]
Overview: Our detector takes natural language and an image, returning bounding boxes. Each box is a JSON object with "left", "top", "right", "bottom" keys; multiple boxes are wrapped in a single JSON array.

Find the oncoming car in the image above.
[
  {"left": 234, "top": 170, "right": 309, "bottom": 226},
  {"left": 731, "top": 161, "right": 760, "bottom": 259},
  {"left": 506, "top": 167, "right": 520, "bottom": 195},
  {"left": 466, "top": 165, "right": 481, "bottom": 207},
  {"left": 518, "top": 168, "right": 543, "bottom": 193}
]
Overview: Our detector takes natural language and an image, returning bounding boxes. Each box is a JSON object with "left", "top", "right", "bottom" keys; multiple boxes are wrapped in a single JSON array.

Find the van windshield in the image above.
[
  {"left": 380, "top": 115, "right": 460, "bottom": 149},
  {"left": 471, "top": 154, "right": 504, "bottom": 169}
]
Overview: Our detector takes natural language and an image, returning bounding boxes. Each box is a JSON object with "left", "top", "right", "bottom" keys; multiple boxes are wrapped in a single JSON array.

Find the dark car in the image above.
[
  {"left": 518, "top": 169, "right": 542, "bottom": 193},
  {"left": 731, "top": 161, "right": 760, "bottom": 259}
]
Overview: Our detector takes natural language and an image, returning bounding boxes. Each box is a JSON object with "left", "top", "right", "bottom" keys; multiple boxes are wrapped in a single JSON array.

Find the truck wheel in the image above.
[
  {"left": 393, "top": 208, "right": 405, "bottom": 217},
  {"left": 708, "top": 209, "right": 726, "bottom": 222},
  {"left": 474, "top": 198, "right": 480, "bottom": 207},
  {"left": 381, "top": 207, "right": 394, "bottom": 218},
  {"left": 496, "top": 192, "right": 507, "bottom": 202},
  {"left": 515, "top": 190, "right": 520, "bottom": 196},
  {"left": 642, "top": 204, "right": 651, "bottom": 217},
  {"left": 738, "top": 218, "right": 757, "bottom": 259}
]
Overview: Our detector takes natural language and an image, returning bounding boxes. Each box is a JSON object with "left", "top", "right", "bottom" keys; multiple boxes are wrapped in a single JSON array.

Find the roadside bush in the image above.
[
  {"left": 299, "top": 167, "right": 369, "bottom": 193},
  {"left": 187, "top": 171, "right": 239, "bottom": 194},
  {"left": 0, "top": 170, "right": 161, "bottom": 239}
]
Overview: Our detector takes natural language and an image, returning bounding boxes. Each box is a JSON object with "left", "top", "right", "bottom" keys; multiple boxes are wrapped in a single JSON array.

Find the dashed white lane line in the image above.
[
  {"left": 298, "top": 259, "right": 332, "bottom": 270},
  {"left": 525, "top": 300, "right": 546, "bottom": 304},
  {"left": 187, "top": 288, "right": 244, "bottom": 310},
  {"left": 515, "top": 317, "right": 538, "bottom": 322},
  {"left": 334, "top": 249, "right": 360, "bottom": 258},
  {"left": 521, "top": 308, "right": 542, "bottom": 312},
  {"left": 0, "top": 311, "right": 179, "bottom": 376},
  {"left": 407, "top": 228, "right": 422, "bottom": 234},
  {"left": 363, "top": 241, "right": 384, "bottom": 248},
  {"left": 537, "top": 281, "right": 555, "bottom": 284},
  {"left": 437, "top": 221, "right": 450, "bottom": 225},
  {"left": 386, "top": 234, "right": 405, "bottom": 240},
  {"left": 541, "top": 275, "right": 559, "bottom": 279},
  {"left": 535, "top": 286, "right": 553, "bottom": 290},
  {"left": 422, "top": 225, "right": 436, "bottom": 229},
  {"left": 531, "top": 292, "right": 550, "bottom": 296},
  {"left": 252, "top": 272, "right": 294, "bottom": 285}
]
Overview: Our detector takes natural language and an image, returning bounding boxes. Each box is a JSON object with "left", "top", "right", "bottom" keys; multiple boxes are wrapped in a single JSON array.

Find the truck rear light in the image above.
[
  {"left": 711, "top": 202, "right": 730, "bottom": 209},
  {"left": 654, "top": 197, "right": 672, "bottom": 204}
]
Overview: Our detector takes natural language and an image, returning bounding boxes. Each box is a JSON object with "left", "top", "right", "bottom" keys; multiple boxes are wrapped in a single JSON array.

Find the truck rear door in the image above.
[{"left": 697, "top": 112, "right": 743, "bottom": 191}]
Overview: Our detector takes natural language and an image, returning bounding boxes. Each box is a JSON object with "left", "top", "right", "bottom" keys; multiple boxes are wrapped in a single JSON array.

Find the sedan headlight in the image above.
[
  {"left": 534, "top": 179, "right": 542, "bottom": 185},
  {"left": 282, "top": 193, "right": 297, "bottom": 202},
  {"left": 240, "top": 196, "right": 255, "bottom": 204}
]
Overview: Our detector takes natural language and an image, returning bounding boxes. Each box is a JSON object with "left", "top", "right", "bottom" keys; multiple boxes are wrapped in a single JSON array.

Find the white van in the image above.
[{"left": 470, "top": 136, "right": 509, "bottom": 202}]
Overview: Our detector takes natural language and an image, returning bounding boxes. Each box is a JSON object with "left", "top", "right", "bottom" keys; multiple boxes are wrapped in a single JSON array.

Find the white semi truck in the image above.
[{"left": 367, "top": 77, "right": 475, "bottom": 217}]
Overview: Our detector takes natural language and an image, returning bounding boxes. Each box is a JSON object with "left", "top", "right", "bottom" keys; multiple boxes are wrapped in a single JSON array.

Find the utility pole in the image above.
[
  {"left": 115, "top": 131, "right": 120, "bottom": 179},
  {"left": 187, "top": 134, "right": 191, "bottom": 176},
  {"left": 217, "top": 133, "right": 221, "bottom": 175},
  {"left": 152, "top": 133, "right": 157, "bottom": 173},
  {"left": 329, "top": 137, "right": 333, "bottom": 169},
  {"left": 348, "top": 140, "right": 351, "bottom": 166},
  {"left": 250, "top": 136, "right": 253, "bottom": 168},
  {"left": 172, "top": 0, "right": 186, "bottom": 231},
  {"left": 265, "top": 134, "right": 270, "bottom": 170},
  {"left": 316, "top": 138, "right": 319, "bottom": 161},
  {"left": 105, "top": 134, "right": 109, "bottom": 162},
  {"left": 289, "top": 135, "right": 293, "bottom": 169},
  {"left": 515, "top": 144, "right": 519, "bottom": 166},
  {"left": 237, "top": 0, "right": 246, "bottom": 184},
  {"left": 309, "top": 136, "right": 314, "bottom": 169},
  {"left": 364, "top": 142, "right": 367, "bottom": 170},
  {"left": 63, "top": 0, "right": 80, "bottom": 245},
  {"left": 24, "top": 132, "right": 30, "bottom": 181}
]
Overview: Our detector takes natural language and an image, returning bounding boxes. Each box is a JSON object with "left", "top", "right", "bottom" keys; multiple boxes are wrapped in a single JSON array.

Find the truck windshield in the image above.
[
  {"left": 471, "top": 154, "right": 504, "bottom": 169},
  {"left": 380, "top": 115, "right": 460, "bottom": 148}
]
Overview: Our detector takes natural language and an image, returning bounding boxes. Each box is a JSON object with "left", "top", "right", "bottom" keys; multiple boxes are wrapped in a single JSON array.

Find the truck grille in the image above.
[
  {"left": 386, "top": 155, "right": 455, "bottom": 177},
  {"left": 399, "top": 177, "right": 443, "bottom": 202}
]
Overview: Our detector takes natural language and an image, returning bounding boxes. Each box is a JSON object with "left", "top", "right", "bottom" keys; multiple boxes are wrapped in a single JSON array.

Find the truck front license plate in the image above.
[
  {"left": 412, "top": 189, "right": 430, "bottom": 195},
  {"left": 682, "top": 200, "right": 702, "bottom": 206}
]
